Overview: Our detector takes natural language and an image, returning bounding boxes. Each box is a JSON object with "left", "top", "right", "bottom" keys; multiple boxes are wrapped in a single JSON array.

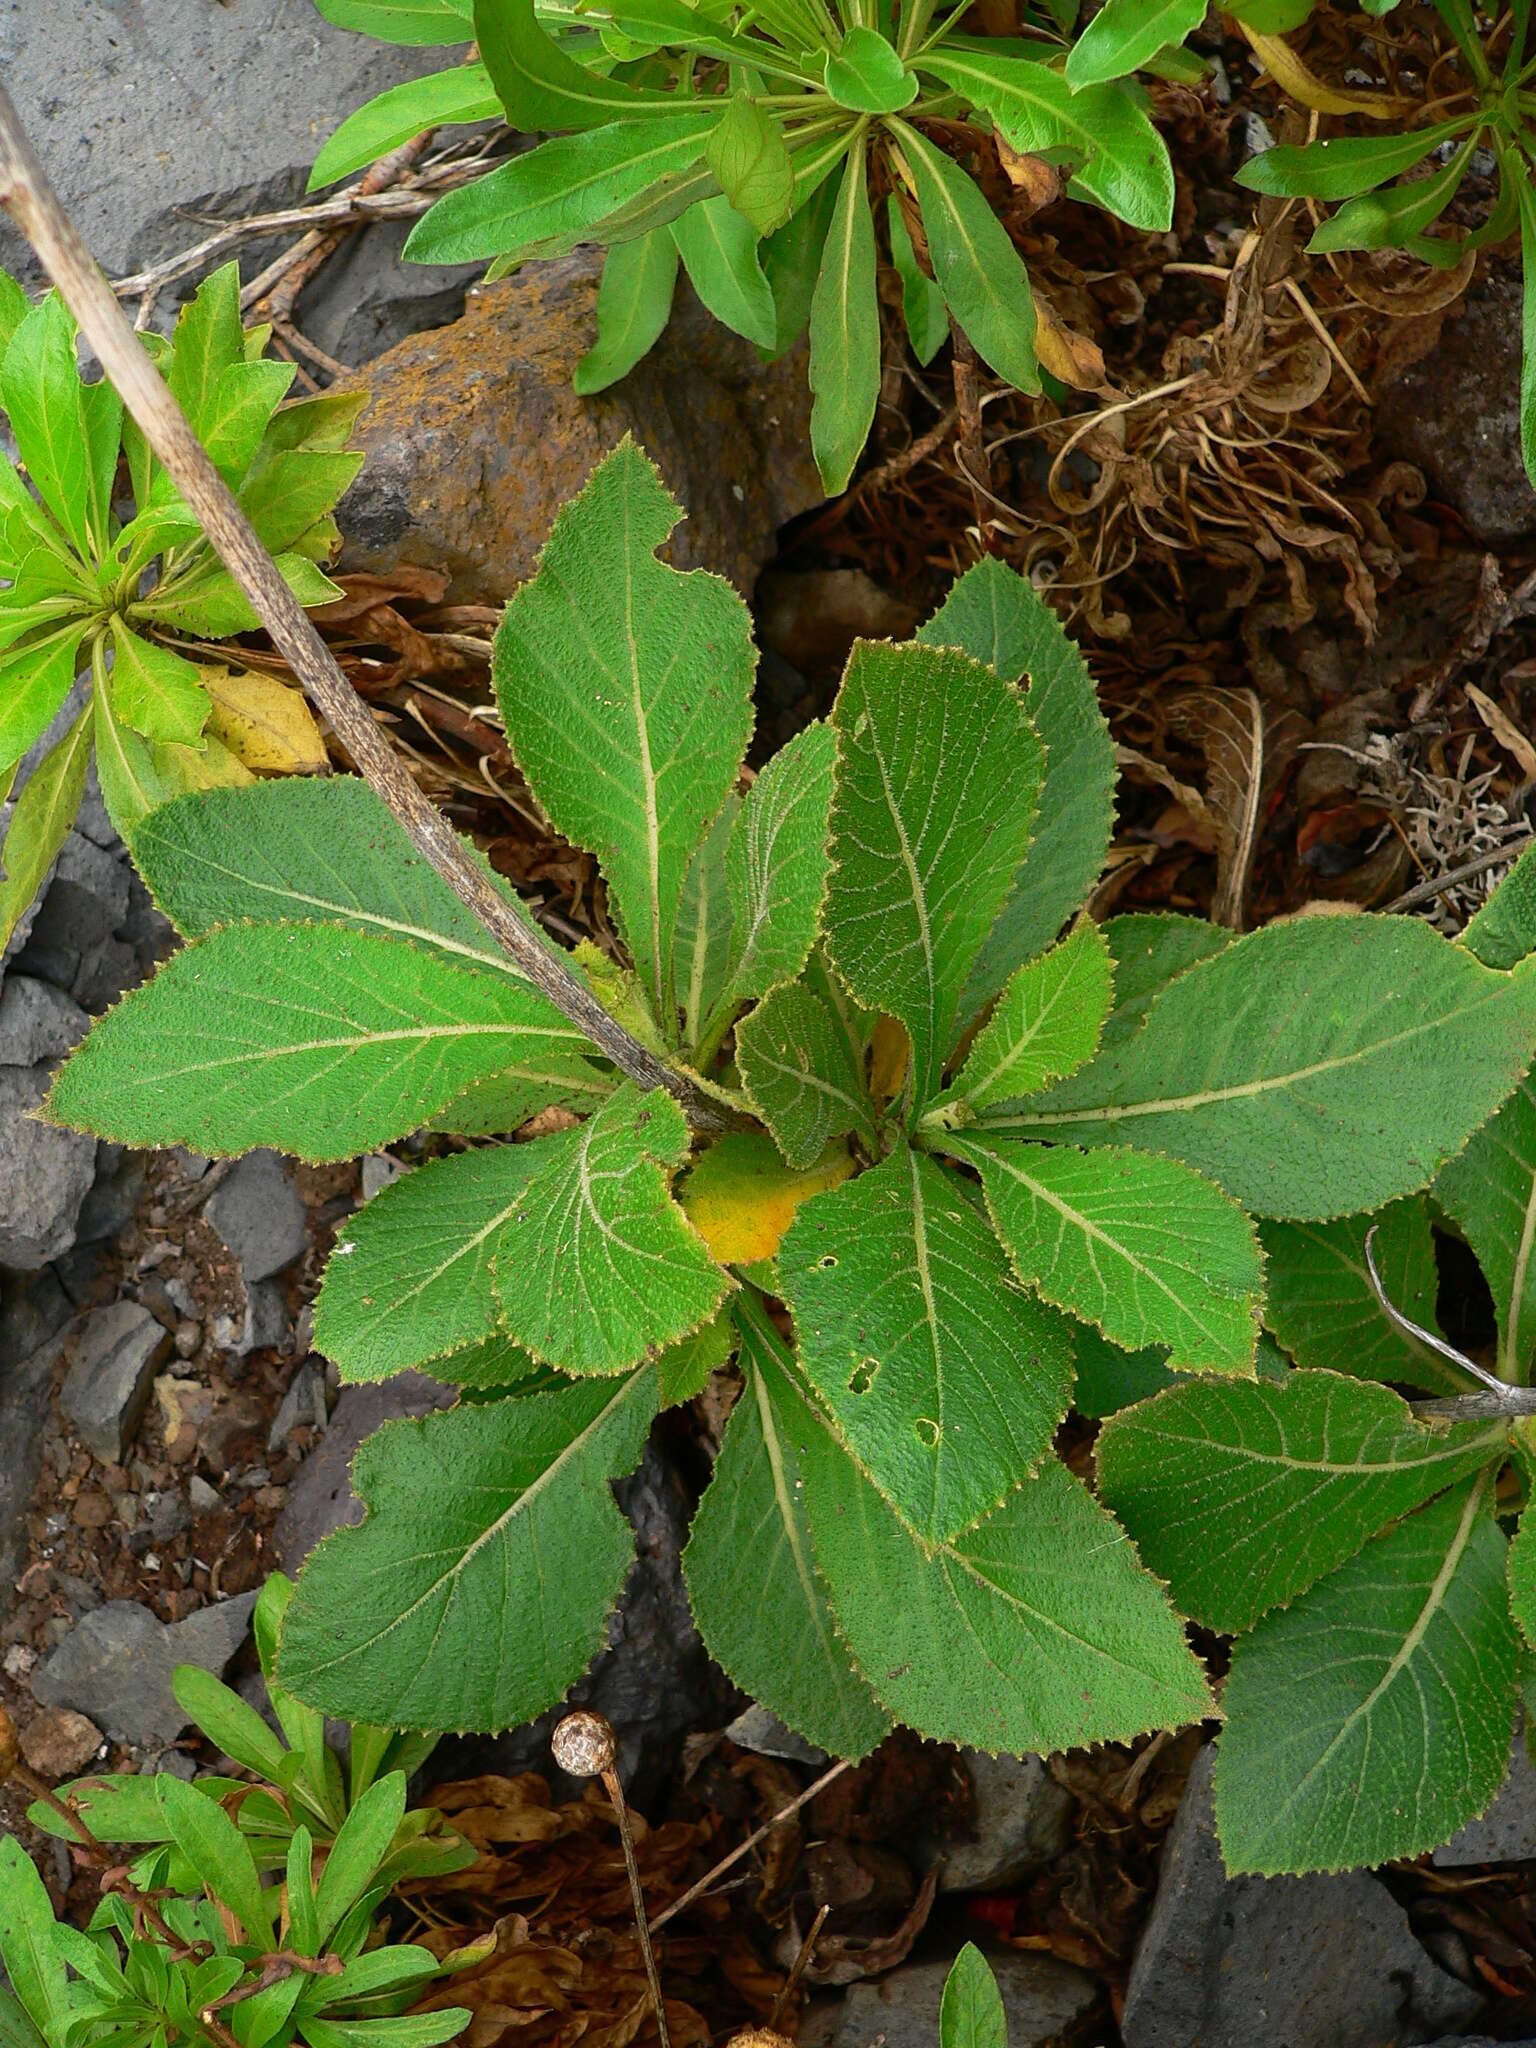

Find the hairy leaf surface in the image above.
[
  {"left": 1259, "top": 1200, "right": 1458, "bottom": 1392},
  {"left": 737, "top": 980, "right": 880, "bottom": 1168},
  {"left": 1437, "top": 1077, "right": 1536, "bottom": 1382},
  {"left": 949, "top": 920, "right": 1112, "bottom": 1112},
  {"left": 724, "top": 719, "right": 836, "bottom": 1003},
  {"left": 673, "top": 795, "right": 738, "bottom": 1049}
]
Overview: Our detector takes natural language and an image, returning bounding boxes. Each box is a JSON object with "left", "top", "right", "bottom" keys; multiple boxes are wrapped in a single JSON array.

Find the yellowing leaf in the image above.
[
  {"left": 869, "top": 1015, "right": 909, "bottom": 1102},
  {"left": 155, "top": 730, "right": 256, "bottom": 794},
  {"left": 202, "top": 665, "right": 330, "bottom": 774},
  {"left": 1238, "top": 26, "right": 1394, "bottom": 117},
  {"left": 680, "top": 1131, "right": 853, "bottom": 1264}
]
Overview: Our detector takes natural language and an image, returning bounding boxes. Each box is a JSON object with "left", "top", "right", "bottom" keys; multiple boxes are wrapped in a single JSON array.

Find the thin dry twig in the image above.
[
  {"left": 647, "top": 1759, "right": 853, "bottom": 1937},
  {"left": 1365, "top": 1225, "right": 1536, "bottom": 1417}
]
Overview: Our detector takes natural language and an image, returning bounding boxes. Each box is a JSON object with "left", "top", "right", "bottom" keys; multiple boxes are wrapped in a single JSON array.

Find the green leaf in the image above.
[
  {"left": 940, "top": 1946, "right": 1005, "bottom": 2048},
  {"left": 657, "top": 1309, "right": 737, "bottom": 1404},
  {"left": 315, "top": 1146, "right": 542, "bottom": 1382},
  {"left": 722, "top": 719, "right": 836, "bottom": 1005},
  {"left": 1069, "top": 1319, "right": 1176, "bottom": 1417},
  {"left": 0, "top": 623, "right": 86, "bottom": 776},
  {"left": 574, "top": 231, "right": 680, "bottom": 394},
  {"left": 494, "top": 1086, "right": 729, "bottom": 1375},
  {"left": 286, "top": 1827, "right": 320, "bottom": 1958},
  {"left": 1518, "top": 169, "right": 1536, "bottom": 492},
  {"left": 705, "top": 97, "right": 797, "bottom": 236},
  {"left": 315, "top": 0, "right": 474, "bottom": 39},
  {"left": 917, "top": 558, "right": 1115, "bottom": 1015},
  {"left": 0, "top": 1837, "right": 70, "bottom": 2041},
  {"left": 1308, "top": 141, "right": 1471, "bottom": 255},
  {"left": 1235, "top": 119, "right": 1475, "bottom": 200},
  {"left": 156, "top": 1774, "right": 274, "bottom": 1945},
  {"left": 28, "top": 1774, "right": 234, "bottom": 1846},
  {"left": 0, "top": 699, "right": 91, "bottom": 953},
  {"left": 892, "top": 123, "right": 1038, "bottom": 394},
  {"left": 310, "top": 62, "right": 499, "bottom": 188},
  {"left": 948, "top": 920, "right": 1112, "bottom": 1113},
  {"left": 277, "top": 1369, "right": 657, "bottom": 1730},
  {"left": 1510, "top": 1501, "right": 1536, "bottom": 1650},
  {"left": 78, "top": 379, "right": 124, "bottom": 554},
  {"left": 1437, "top": 1075, "right": 1536, "bottom": 1381},
  {"left": 494, "top": 438, "right": 754, "bottom": 1022},
  {"left": 315, "top": 1775, "right": 405, "bottom": 1944},
  {"left": 917, "top": 52, "right": 1174, "bottom": 231},
  {"left": 405, "top": 115, "right": 718, "bottom": 263},
  {"left": 2, "top": 297, "right": 92, "bottom": 558},
  {"left": 240, "top": 447, "right": 363, "bottom": 555},
  {"left": 684, "top": 1312, "right": 892, "bottom": 1758},
  {"left": 48, "top": 922, "right": 595, "bottom": 1160},
  {"left": 780, "top": 1147, "right": 1074, "bottom": 1543},
  {"left": 797, "top": 1409, "right": 1213, "bottom": 1749},
  {"left": 131, "top": 550, "right": 340, "bottom": 636},
  {"left": 1066, "top": 0, "right": 1205, "bottom": 84},
  {"left": 1098, "top": 1371, "right": 1506, "bottom": 1632},
  {"left": 737, "top": 980, "right": 880, "bottom": 1168},
  {"left": 672, "top": 196, "right": 779, "bottom": 351},
  {"left": 0, "top": 270, "right": 30, "bottom": 355},
  {"left": 1259, "top": 1200, "right": 1458, "bottom": 1393},
  {"left": 808, "top": 136, "right": 879, "bottom": 497},
  {"left": 986, "top": 917, "right": 1536, "bottom": 1219},
  {"left": 1463, "top": 840, "right": 1536, "bottom": 969},
  {"left": 0, "top": 1985, "right": 47, "bottom": 2048},
  {"left": 474, "top": 0, "right": 675, "bottom": 129},
  {"left": 825, "top": 639, "right": 1043, "bottom": 1110},
  {"left": 306, "top": 2017, "right": 473, "bottom": 2048},
  {"left": 106, "top": 620, "right": 210, "bottom": 746},
  {"left": 1094, "top": 912, "right": 1230, "bottom": 1049},
  {"left": 949, "top": 1135, "right": 1262, "bottom": 1375},
  {"left": 762, "top": 174, "right": 838, "bottom": 357},
  {"left": 674, "top": 794, "right": 738, "bottom": 1051},
  {"left": 167, "top": 265, "right": 295, "bottom": 485},
  {"left": 1216, "top": 1472, "right": 1518, "bottom": 1873},
  {"left": 171, "top": 1667, "right": 289, "bottom": 1783},
  {"left": 887, "top": 196, "right": 948, "bottom": 366},
  {"left": 825, "top": 26, "right": 918, "bottom": 111}
]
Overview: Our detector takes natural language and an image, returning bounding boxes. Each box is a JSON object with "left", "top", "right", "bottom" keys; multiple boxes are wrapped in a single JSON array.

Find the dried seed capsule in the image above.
[{"left": 551, "top": 1708, "right": 617, "bottom": 1779}]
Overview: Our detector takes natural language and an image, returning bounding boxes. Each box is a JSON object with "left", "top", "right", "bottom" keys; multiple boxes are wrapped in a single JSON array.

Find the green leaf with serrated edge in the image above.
[
  {"left": 1070, "top": 1318, "right": 1174, "bottom": 1418},
  {"left": 674, "top": 794, "right": 737, "bottom": 1050},
  {"left": 809, "top": 135, "right": 879, "bottom": 497},
  {"left": 106, "top": 620, "right": 210, "bottom": 746},
  {"left": 127, "top": 777, "right": 560, "bottom": 980},
  {"left": 1511, "top": 1501, "right": 1536, "bottom": 1650},
  {"left": 495, "top": 441, "right": 753, "bottom": 1025},
  {"left": 425, "top": 1058, "right": 612, "bottom": 1135},
  {"left": 1097, "top": 1371, "right": 1506, "bottom": 1633},
  {"left": 780, "top": 1147, "right": 1073, "bottom": 1543},
  {"left": 277, "top": 1368, "right": 657, "bottom": 1730},
  {"left": 48, "top": 923, "right": 593, "bottom": 1161},
  {"left": 986, "top": 917, "right": 1536, "bottom": 1220},
  {"left": 0, "top": 700, "right": 91, "bottom": 952},
  {"left": 1259, "top": 1199, "right": 1459, "bottom": 1393},
  {"left": 317, "top": 1146, "right": 539, "bottom": 1382},
  {"left": 157, "top": 1774, "right": 274, "bottom": 1943},
  {"left": 948, "top": 1134, "right": 1261, "bottom": 1375},
  {"left": 917, "top": 560, "right": 1115, "bottom": 1017},
  {"left": 1463, "top": 841, "right": 1536, "bottom": 969},
  {"left": 240, "top": 448, "right": 363, "bottom": 555},
  {"left": 315, "top": 0, "right": 473, "bottom": 38},
  {"left": 405, "top": 115, "right": 719, "bottom": 264},
  {"left": 887, "top": 196, "right": 948, "bottom": 365},
  {"left": 658, "top": 1309, "right": 736, "bottom": 1404},
  {"left": 706, "top": 97, "right": 797, "bottom": 236},
  {"left": 310, "top": 63, "right": 500, "bottom": 189},
  {"left": 167, "top": 265, "right": 294, "bottom": 485},
  {"left": 0, "top": 623, "right": 86, "bottom": 775},
  {"left": 1216, "top": 1471, "right": 1518, "bottom": 1873},
  {"left": 685, "top": 1312, "right": 891, "bottom": 1758},
  {"left": 940, "top": 1946, "right": 1005, "bottom": 2048},
  {"left": 892, "top": 123, "right": 1038, "bottom": 394},
  {"left": 264, "top": 388, "right": 369, "bottom": 456},
  {"left": 1066, "top": 0, "right": 1205, "bottom": 85},
  {"left": 796, "top": 1404, "right": 1212, "bottom": 1748},
  {"left": 762, "top": 174, "right": 838, "bottom": 358},
  {"left": 723, "top": 720, "right": 836, "bottom": 1005},
  {"left": 0, "top": 1837, "right": 70, "bottom": 2040},
  {"left": 738, "top": 980, "right": 880, "bottom": 1168},
  {"left": 494, "top": 1085, "right": 728, "bottom": 1375},
  {"left": 916, "top": 53, "right": 1173, "bottom": 232},
  {"left": 825, "top": 639, "right": 1043, "bottom": 1111},
  {"left": 2, "top": 297, "right": 92, "bottom": 557},
  {"left": 474, "top": 0, "right": 674, "bottom": 130},
  {"left": 672, "top": 196, "right": 779, "bottom": 351},
  {"left": 421, "top": 1335, "right": 544, "bottom": 1390},
  {"left": 825, "top": 26, "right": 918, "bottom": 110},
  {"left": 948, "top": 920, "right": 1112, "bottom": 1114},
  {"left": 574, "top": 231, "right": 680, "bottom": 394},
  {"left": 1235, "top": 120, "right": 1475, "bottom": 201},
  {"left": 1438, "top": 1074, "right": 1536, "bottom": 1381},
  {"left": 1095, "top": 911, "right": 1230, "bottom": 1050}
]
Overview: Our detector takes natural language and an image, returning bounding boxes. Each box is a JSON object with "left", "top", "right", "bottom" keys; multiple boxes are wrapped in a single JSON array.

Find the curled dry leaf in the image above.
[
  {"left": 1165, "top": 688, "right": 1308, "bottom": 929},
  {"left": 1465, "top": 682, "right": 1536, "bottom": 784}
]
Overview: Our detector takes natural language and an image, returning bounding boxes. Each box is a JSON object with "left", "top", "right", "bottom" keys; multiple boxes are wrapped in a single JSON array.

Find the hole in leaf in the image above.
[
  {"left": 819, "top": 1254, "right": 838, "bottom": 1269},
  {"left": 914, "top": 1417, "right": 940, "bottom": 1447},
  {"left": 848, "top": 1358, "right": 879, "bottom": 1395}
]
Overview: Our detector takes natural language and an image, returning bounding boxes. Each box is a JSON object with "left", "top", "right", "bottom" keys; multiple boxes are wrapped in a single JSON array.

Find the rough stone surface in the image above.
[
  {"left": 1379, "top": 268, "right": 1536, "bottom": 547},
  {"left": 59, "top": 1302, "right": 172, "bottom": 1462},
  {"left": 0, "top": 1066, "right": 96, "bottom": 1270},
  {"left": 336, "top": 257, "right": 822, "bottom": 608},
  {"left": 0, "top": 978, "right": 88, "bottom": 1067},
  {"left": 1122, "top": 1748, "right": 1484, "bottom": 2048},
  {"left": 1433, "top": 1734, "right": 1536, "bottom": 1865},
  {"left": 920, "top": 1750, "right": 1075, "bottom": 1894},
  {"left": 273, "top": 1372, "right": 457, "bottom": 1567},
  {"left": 0, "top": 1271, "right": 76, "bottom": 1588},
  {"left": 725, "top": 1704, "right": 827, "bottom": 1766},
  {"left": 204, "top": 1152, "right": 308, "bottom": 1285},
  {"left": 20, "top": 1706, "right": 104, "bottom": 1779},
  {"left": 832, "top": 1954, "right": 1101, "bottom": 2048},
  {"left": 31, "top": 1592, "right": 259, "bottom": 1748}
]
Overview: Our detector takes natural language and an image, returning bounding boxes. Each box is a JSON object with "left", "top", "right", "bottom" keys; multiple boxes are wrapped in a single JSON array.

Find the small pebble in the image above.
[
  {"left": 4, "top": 1643, "right": 37, "bottom": 1680},
  {"left": 173, "top": 1320, "right": 201, "bottom": 1359},
  {"left": 188, "top": 1475, "right": 220, "bottom": 1514},
  {"left": 21, "top": 1707, "right": 103, "bottom": 1779},
  {"left": 72, "top": 1490, "right": 112, "bottom": 1530}
]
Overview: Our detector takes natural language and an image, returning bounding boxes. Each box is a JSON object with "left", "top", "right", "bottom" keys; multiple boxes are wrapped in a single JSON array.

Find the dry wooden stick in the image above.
[{"left": 0, "top": 84, "right": 727, "bottom": 1131}]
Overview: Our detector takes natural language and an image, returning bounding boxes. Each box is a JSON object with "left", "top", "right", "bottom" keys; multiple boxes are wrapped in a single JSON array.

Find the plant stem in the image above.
[{"left": 0, "top": 84, "right": 730, "bottom": 1133}]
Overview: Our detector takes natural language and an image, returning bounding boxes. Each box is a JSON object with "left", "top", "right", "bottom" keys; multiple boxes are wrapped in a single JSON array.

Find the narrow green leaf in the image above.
[
  {"left": 286, "top": 1827, "right": 320, "bottom": 1958},
  {"left": 474, "top": 0, "right": 675, "bottom": 128},
  {"left": 1066, "top": 0, "right": 1205, "bottom": 85},
  {"left": 612, "top": 0, "right": 817, "bottom": 74},
  {"left": 724, "top": 719, "right": 836, "bottom": 1004},
  {"left": 0, "top": 1985, "right": 47, "bottom": 2048},
  {"left": 1235, "top": 119, "right": 1474, "bottom": 200},
  {"left": 1510, "top": 1501, "right": 1536, "bottom": 1650},
  {"left": 156, "top": 1774, "right": 274, "bottom": 1945},
  {"left": 314, "top": 0, "right": 474, "bottom": 39},
  {"left": 737, "top": 980, "right": 880, "bottom": 1168},
  {"left": 893, "top": 122, "right": 1038, "bottom": 393},
  {"left": 171, "top": 1667, "right": 289, "bottom": 1783},
  {"left": 939, "top": 1946, "right": 1005, "bottom": 2048},
  {"left": 1216, "top": 1472, "right": 1518, "bottom": 1872},
  {"left": 917, "top": 558, "right": 1115, "bottom": 1014},
  {"left": 0, "top": 699, "right": 91, "bottom": 953},
  {"left": 672, "top": 196, "right": 779, "bottom": 351},
  {"left": 762, "top": 172, "right": 839, "bottom": 357},
  {"left": 684, "top": 1312, "right": 892, "bottom": 1758},
  {"left": 950, "top": 1135, "right": 1261, "bottom": 1375},
  {"left": 780, "top": 1147, "right": 1074, "bottom": 1543},
  {"left": 106, "top": 620, "right": 210, "bottom": 746},
  {"left": 494, "top": 438, "right": 754, "bottom": 1022},
  {"left": 310, "top": 62, "right": 499, "bottom": 188},
  {"left": 1098, "top": 1370, "right": 1507, "bottom": 1631},
  {"left": 574, "top": 231, "right": 680, "bottom": 394},
  {"left": 1518, "top": 170, "right": 1536, "bottom": 492},
  {"left": 48, "top": 922, "right": 595, "bottom": 1160},
  {"left": 277, "top": 1369, "right": 658, "bottom": 1730},
  {"left": 705, "top": 97, "right": 797, "bottom": 235},
  {"left": 0, "top": 270, "right": 30, "bottom": 354},
  {"left": 0, "top": 623, "right": 86, "bottom": 776},
  {"left": 825, "top": 639, "right": 1043, "bottom": 1109},
  {"left": 949, "top": 920, "right": 1112, "bottom": 1113},
  {"left": 825, "top": 26, "right": 918, "bottom": 110},
  {"left": 314, "top": 1774, "right": 405, "bottom": 1945},
  {"left": 808, "top": 135, "right": 879, "bottom": 496},
  {"left": 306, "top": 2017, "right": 472, "bottom": 2048},
  {"left": 674, "top": 795, "right": 738, "bottom": 1050},
  {"left": 0, "top": 1837, "right": 70, "bottom": 2041},
  {"left": 2, "top": 297, "right": 91, "bottom": 556},
  {"left": 78, "top": 378, "right": 124, "bottom": 555},
  {"left": 987, "top": 917, "right": 1536, "bottom": 1219},
  {"left": 1308, "top": 140, "right": 1472, "bottom": 255},
  {"left": 886, "top": 195, "right": 948, "bottom": 366},
  {"left": 166, "top": 264, "right": 295, "bottom": 485},
  {"left": 1259, "top": 1200, "right": 1459, "bottom": 1393},
  {"left": 493, "top": 1086, "right": 729, "bottom": 1375}
]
